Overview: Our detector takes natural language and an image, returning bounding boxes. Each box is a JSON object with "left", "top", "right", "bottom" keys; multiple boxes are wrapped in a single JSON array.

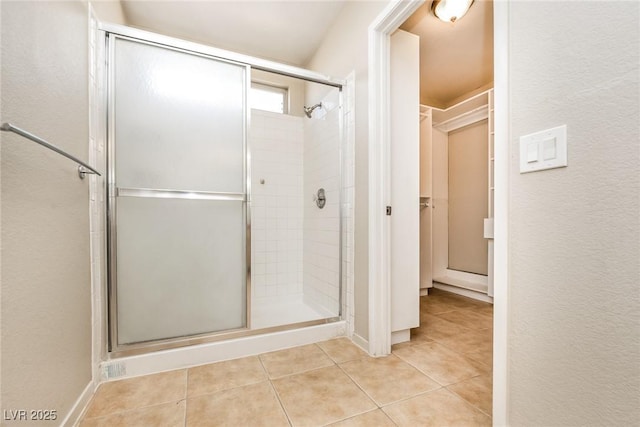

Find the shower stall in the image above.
[{"left": 101, "top": 26, "right": 345, "bottom": 355}]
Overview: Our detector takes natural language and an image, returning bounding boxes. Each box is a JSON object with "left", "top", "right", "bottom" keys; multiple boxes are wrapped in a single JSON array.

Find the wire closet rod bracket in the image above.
[{"left": 1, "top": 122, "right": 101, "bottom": 179}]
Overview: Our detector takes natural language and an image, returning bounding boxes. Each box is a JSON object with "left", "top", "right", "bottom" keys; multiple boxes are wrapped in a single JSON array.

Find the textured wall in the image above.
[
  {"left": 1, "top": 0, "right": 92, "bottom": 423},
  {"left": 508, "top": 1, "right": 640, "bottom": 425}
]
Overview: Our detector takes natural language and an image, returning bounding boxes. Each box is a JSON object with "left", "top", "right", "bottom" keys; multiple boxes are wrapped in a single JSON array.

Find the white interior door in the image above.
[{"left": 390, "top": 30, "right": 420, "bottom": 341}]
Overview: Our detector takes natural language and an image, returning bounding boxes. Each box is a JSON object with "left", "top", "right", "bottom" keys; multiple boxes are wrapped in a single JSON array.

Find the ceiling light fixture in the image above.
[{"left": 432, "top": 0, "right": 475, "bottom": 23}]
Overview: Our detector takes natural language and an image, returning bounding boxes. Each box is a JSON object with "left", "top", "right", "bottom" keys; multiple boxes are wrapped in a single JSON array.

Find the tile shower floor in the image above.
[
  {"left": 251, "top": 296, "right": 335, "bottom": 329},
  {"left": 80, "top": 289, "right": 493, "bottom": 426}
]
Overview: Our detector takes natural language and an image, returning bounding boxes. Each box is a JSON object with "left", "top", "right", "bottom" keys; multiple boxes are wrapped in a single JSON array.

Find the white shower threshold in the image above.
[{"left": 101, "top": 320, "right": 347, "bottom": 381}]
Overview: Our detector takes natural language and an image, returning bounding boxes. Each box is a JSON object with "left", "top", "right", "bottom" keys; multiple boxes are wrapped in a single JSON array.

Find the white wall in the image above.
[
  {"left": 419, "top": 113, "right": 433, "bottom": 290},
  {"left": 1, "top": 0, "right": 92, "bottom": 423},
  {"left": 91, "top": 0, "right": 126, "bottom": 25},
  {"left": 431, "top": 128, "right": 449, "bottom": 280},
  {"left": 306, "top": 0, "right": 390, "bottom": 341},
  {"left": 448, "top": 120, "right": 488, "bottom": 275},
  {"left": 507, "top": 1, "right": 640, "bottom": 424}
]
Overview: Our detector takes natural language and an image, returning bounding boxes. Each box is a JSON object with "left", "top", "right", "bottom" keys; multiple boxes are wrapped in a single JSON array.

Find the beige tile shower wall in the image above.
[
  {"left": 250, "top": 110, "right": 304, "bottom": 301},
  {"left": 302, "top": 90, "right": 341, "bottom": 314}
]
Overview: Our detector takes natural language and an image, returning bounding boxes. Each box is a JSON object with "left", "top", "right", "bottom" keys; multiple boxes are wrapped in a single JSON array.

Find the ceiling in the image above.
[
  {"left": 401, "top": 0, "right": 494, "bottom": 108},
  {"left": 121, "top": 0, "right": 346, "bottom": 66},
  {"left": 120, "top": 0, "right": 492, "bottom": 107}
]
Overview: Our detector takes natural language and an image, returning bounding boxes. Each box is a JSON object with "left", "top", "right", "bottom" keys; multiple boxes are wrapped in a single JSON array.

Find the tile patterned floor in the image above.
[{"left": 80, "top": 289, "right": 493, "bottom": 426}]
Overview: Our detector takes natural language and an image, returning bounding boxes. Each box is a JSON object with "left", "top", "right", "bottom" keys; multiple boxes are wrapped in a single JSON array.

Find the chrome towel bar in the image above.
[{"left": 1, "top": 122, "right": 101, "bottom": 179}]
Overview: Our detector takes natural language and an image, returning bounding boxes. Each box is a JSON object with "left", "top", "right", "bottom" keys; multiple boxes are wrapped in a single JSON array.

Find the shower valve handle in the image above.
[{"left": 315, "top": 188, "right": 326, "bottom": 209}]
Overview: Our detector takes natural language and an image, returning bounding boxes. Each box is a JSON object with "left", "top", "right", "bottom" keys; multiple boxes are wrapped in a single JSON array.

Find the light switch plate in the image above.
[{"left": 519, "top": 125, "right": 567, "bottom": 173}]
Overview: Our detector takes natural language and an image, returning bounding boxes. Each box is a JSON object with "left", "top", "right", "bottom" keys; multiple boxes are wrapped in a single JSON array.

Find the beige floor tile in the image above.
[
  {"left": 272, "top": 365, "right": 376, "bottom": 426},
  {"left": 409, "top": 324, "right": 436, "bottom": 344},
  {"left": 187, "top": 356, "right": 267, "bottom": 397},
  {"left": 318, "top": 338, "right": 368, "bottom": 363},
  {"left": 340, "top": 354, "right": 441, "bottom": 405},
  {"left": 436, "top": 328, "right": 493, "bottom": 355},
  {"left": 465, "top": 348, "right": 493, "bottom": 370},
  {"left": 84, "top": 370, "right": 187, "bottom": 418},
  {"left": 259, "top": 343, "right": 334, "bottom": 378},
  {"left": 394, "top": 342, "right": 487, "bottom": 386},
  {"left": 382, "top": 388, "right": 491, "bottom": 426},
  {"left": 186, "top": 381, "right": 288, "bottom": 427},
  {"left": 432, "top": 294, "right": 492, "bottom": 316},
  {"left": 473, "top": 303, "right": 494, "bottom": 316},
  {"left": 391, "top": 336, "right": 431, "bottom": 351},
  {"left": 80, "top": 401, "right": 185, "bottom": 427},
  {"left": 434, "top": 310, "right": 493, "bottom": 330},
  {"left": 425, "top": 290, "right": 478, "bottom": 308},
  {"left": 329, "top": 409, "right": 396, "bottom": 427},
  {"left": 447, "top": 375, "right": 493, "bottom": 416},
  {"left": 80, "top": 287, "right": 493, "bottom": 426},
  {"left": 420, "top": 297, "right": 460, "bottom": 315},
  {"left": 420, "top": 314, "right": 472, "bottom": 342}
]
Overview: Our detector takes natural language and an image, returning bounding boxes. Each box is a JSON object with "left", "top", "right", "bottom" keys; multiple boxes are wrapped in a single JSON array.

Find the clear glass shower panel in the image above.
[
  {"left": 116, "top": 197, "right": 246, "bottom": 344},
  {"left": 114, "top": 38, "right": 245, "bottom": 193}
]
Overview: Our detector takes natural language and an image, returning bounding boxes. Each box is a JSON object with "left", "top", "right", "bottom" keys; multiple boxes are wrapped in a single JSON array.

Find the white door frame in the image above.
[{"left": 367, "top": 0, "right": 509, "bottom": 424}]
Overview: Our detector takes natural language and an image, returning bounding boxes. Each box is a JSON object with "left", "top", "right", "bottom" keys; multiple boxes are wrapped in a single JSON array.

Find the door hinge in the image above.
[{"left": 386, "top": 206, "right": 392, "bottom": 216}]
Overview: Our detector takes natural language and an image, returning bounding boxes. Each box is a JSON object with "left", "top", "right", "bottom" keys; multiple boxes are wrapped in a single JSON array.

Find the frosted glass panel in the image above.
[
  {"left": 114, "top": 38, "right": 245, "bottom": 192},
  {"left": 116, "top": 197, "right": 246, "bottom": 344}
]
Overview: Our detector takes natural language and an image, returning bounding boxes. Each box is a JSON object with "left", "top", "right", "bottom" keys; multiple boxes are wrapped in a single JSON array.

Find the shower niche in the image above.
[{"left": 102, "top": 29, "right": 346, "bottom": 355}]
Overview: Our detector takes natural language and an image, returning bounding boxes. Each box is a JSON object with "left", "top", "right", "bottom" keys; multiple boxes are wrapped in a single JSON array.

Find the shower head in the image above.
[{"left": 303, "top": 102, "right": 323, "bottom": 118}]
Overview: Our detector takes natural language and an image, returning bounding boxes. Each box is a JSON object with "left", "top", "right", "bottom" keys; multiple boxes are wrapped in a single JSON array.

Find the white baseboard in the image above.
[
  {"left": 433, "top": 271, "right": 488, "bottom": 294},
  {"left": 60, "top": 381, "right": 95, "bottom": 427},
  {"left": 420, "top": 288, "right": 430, "bottom": 296},
  {"left": 391, "top": 329, "right": 410, "bottom": 345},
  {"left": 101, "top": 321, "right": 346, "bottom": 381},
  {"left": 351, "top": 333, "right": 369, "bottom": 354},
  {"left": 433, "top": 282, "right": 494, "bottom": 303}
]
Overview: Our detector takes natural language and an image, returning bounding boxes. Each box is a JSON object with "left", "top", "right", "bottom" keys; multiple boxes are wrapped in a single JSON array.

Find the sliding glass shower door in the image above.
[{"left": 108, "top": 36, "right": 249, "bottom": 347}]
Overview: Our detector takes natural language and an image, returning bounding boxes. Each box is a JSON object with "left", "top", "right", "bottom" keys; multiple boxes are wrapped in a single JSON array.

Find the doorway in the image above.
[
  {"left": 367, "top": 0, "right": 509, "bottom": 423},
  {"left": 400, "top": 0, "right": 495, "bottom": 302}
]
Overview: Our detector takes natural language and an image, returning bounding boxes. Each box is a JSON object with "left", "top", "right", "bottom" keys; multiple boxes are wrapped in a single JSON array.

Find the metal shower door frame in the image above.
[
  {"left": 101, "top": 23, "right": 345, "bottom": 357},
  {"left": 105, "top": 32, "right": 252, "bottom": 354}
]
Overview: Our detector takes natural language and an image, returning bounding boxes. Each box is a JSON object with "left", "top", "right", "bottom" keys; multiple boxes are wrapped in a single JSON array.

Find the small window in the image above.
[{"left": 251, "top": 82, "right": 288, "bottom": 114}]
